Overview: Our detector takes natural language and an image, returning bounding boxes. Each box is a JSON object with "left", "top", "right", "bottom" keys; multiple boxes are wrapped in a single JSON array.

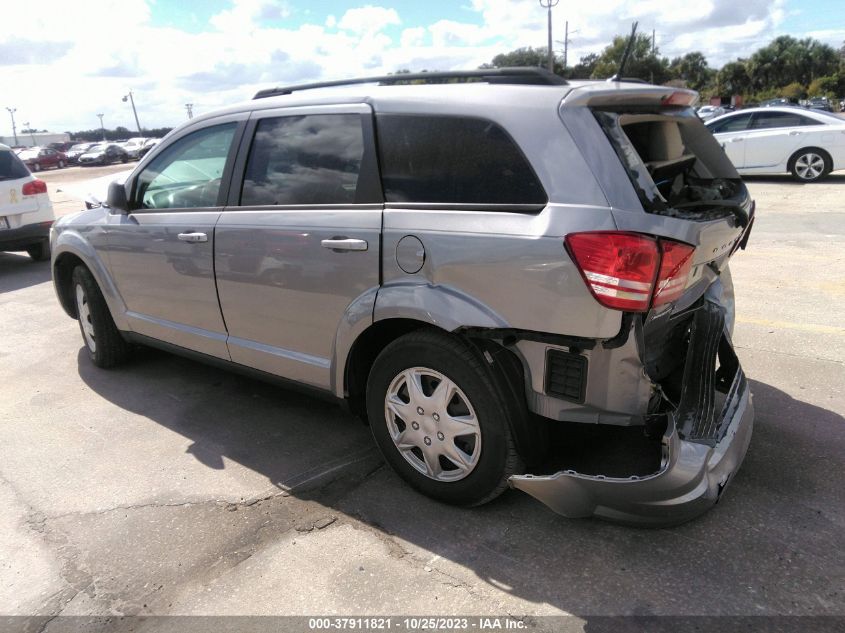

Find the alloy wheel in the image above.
[{"left": 795, "top": 152, "right": 825, "bottom": 181}]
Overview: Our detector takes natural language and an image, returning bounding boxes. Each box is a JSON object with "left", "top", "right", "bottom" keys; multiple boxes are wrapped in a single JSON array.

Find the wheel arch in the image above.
[
  {"left": 343, "top": 318, "right": 548, "bottom": 466},
  {"left": 52, "top": 235, "right": 129, "bottom": 329}
]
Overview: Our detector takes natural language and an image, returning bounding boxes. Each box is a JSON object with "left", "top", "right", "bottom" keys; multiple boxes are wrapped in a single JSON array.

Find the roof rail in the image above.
[{"left": 253, "top": 67, "right": 568, "bottom": 100}]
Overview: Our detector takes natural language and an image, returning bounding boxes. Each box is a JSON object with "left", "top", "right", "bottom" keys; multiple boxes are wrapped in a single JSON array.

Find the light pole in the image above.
[
  {"left": 24, "top": 121, "right": 35, "bottom": 145},
  {"left": 185, "top": 103, "right": 194, "bottom": 119},
  {"left": 539, "top": 0, "right": 559, "bottom": 73},
  {"left": 122, "top": 90, "right": 143, "bottom": 136},
  {"left": 97, "top": 113, "right": 105, "bottom": 141},
  {"left": 5, "top": 107, "right": 18, "bottom": 145}
]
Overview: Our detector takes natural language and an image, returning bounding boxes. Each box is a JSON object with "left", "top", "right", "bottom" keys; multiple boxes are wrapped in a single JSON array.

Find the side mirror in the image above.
[{"left": 106, "top": 180, "right": 129, "bottom": 213}]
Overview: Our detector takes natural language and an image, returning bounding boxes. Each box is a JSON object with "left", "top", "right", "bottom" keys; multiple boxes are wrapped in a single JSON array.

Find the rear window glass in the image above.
[
  {"left": 0, "top": 150, "right": 30, "bottom": 180},
  {"left": 376, "top": 114, "right": 546, "bottom": 206},
  {"left": 241, "top": 114, "right": 364, "bottom": 206}
]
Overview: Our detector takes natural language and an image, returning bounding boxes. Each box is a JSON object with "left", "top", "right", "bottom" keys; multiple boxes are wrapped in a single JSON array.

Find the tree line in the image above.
[{"left": 485, "top": 35, "right": 845, "bottom": 106}]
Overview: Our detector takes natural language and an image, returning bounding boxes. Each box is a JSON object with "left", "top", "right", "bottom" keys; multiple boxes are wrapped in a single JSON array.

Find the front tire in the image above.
[
  {"left": 71, "top": 266, "right": 131, "bottom": 368},
  {"left": 789, "top": 149, "right": 830, "bottom": 183},
  {"left": 57, "top": 159, "right": 66, "bottom": 169},
  {"left": 366, "top": 329, "right": 521, "bottom": 507},
  {"left": 26, "top": 241, "right": 50, "bottom": 261}
]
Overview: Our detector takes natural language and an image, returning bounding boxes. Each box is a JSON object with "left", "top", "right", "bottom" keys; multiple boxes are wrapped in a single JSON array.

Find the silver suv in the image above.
[{"left": 51, "top": 69, "right": 755, "bottom": 525}]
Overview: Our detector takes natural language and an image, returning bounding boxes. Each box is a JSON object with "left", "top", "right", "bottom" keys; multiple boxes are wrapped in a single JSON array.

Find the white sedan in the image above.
[{"left": 705, "top": 107, "right": 845, "bottom": 182}]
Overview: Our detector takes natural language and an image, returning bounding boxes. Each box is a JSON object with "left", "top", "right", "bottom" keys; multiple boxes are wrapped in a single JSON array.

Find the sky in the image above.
[{"left": 2, "top": 0, "right": 843, "bottom": 135}]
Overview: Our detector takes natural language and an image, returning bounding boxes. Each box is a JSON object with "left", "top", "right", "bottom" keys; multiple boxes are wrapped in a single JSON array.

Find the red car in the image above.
[{"left": 16, "top": 147, "right": 68, "bottom": 171}]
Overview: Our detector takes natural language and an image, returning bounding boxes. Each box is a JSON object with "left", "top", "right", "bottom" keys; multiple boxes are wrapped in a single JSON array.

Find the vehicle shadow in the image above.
[
  {"left": 743, "top": 172, "right": 845, "bottom": 185},
  {"left": 76, "top": 348, "right": 844, "bottom": 617},
  {"left": 0, "top": 252, "right": 51, "bottom": 294}
]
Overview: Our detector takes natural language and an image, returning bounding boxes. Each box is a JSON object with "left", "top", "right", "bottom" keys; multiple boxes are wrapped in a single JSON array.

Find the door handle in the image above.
[
  {"left": 788, "top": 131, "right": 802, "bottom": 136},
  {"left": 730, "top": 137, "right": 744, "bottom": 142},
  {"left": 321, "top": 238, "right": 368, "bottom": 252},
  {"left": 177, "top": 232, "right": 208, "bottom": 243}
]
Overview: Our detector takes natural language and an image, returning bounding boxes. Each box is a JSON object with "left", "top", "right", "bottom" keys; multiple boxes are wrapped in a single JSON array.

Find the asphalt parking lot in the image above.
[{"left": 1, "top": 165, "right": 843, "bottom": 628}]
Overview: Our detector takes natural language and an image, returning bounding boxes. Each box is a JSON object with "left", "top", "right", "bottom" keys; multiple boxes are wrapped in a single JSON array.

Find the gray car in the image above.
[{"left": 50, "top": 69, "right": 755, "bottom": 525}]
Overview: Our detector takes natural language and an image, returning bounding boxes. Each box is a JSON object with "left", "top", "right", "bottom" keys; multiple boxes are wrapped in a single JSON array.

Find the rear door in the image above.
[
  {"left": 742, "top": 110, "right": 811, "bottom": 168},
  {"left": 214, "top": 104, "right": 382, "bottom": 390},
  {"left": 105, "top": 116, "right": 246, "bottom": 358}
]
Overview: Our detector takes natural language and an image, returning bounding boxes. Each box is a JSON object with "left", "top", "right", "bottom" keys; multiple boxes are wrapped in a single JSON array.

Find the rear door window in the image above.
[
  {"left": 376, "top": 114, "right": 546, "bottom": 205},
  {"left": 751, "top": 111, "right": 816, "bottom": 129},
  {"left": 240, "top": 114, "right": 365, "bottom": 206}
]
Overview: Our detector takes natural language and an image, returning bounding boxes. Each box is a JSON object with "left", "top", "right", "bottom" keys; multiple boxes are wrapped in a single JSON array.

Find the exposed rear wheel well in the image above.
[
  {"left": 54, "top": 253, "right": 87, "bottom": 318},
  {"left": 344, "top": 319, "right": 548, "bottom": 465},
  {"left": 345, "top": 318, "right": 429, "bottom": 420}
]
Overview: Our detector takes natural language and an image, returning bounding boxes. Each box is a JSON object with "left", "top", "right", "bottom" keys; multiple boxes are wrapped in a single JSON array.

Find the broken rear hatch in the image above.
[{"left": 509, "top": 85, "right": 755, "bottom": 525}]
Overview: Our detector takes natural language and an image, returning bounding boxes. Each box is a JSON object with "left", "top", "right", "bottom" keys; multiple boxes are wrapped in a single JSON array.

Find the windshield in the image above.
[
  {"left": 70, "top": 144, "right": 91, "bottom": 151},
  {"left": 0, "top": 150, "right": 31, "bottom": 180},
  {"left": 89, "top": 144, "right": 108, "bottom": 152}
]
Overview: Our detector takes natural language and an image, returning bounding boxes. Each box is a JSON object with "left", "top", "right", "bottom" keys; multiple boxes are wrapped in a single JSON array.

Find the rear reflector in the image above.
[
  {"left": 22, "top": 179, "right": 47, "bottom": 196},
  {"left": 565, "top": 232, "right": 659, "bottom": 311},
  {"left": 565, "top": 231, "right": 695, "bottom": 312}
]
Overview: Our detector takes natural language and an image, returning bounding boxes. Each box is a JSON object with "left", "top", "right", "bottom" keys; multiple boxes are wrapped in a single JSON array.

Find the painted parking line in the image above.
[{"left": 737, "top": 316, "right": 845, "bottom": 336}]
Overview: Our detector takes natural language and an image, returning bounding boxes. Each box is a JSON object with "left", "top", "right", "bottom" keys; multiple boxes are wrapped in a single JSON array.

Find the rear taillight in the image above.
[
  {"left": 565, "top": 232, "right": 659, "bottom": 311},
  {"left": 565, "top": 231, "right": 695, "bottom": 312},
  {"left": 22, "top": 179, "right": 47, "bottom": 196},
  {"left": 652, "top": 240, "right": 695, "bottom": 307}
]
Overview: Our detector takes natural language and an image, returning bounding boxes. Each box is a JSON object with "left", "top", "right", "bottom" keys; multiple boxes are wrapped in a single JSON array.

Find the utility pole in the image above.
[
  {"left": 97, "top": 113, "right": 105, "bottom": 141},
  {"left": 185, "top": 103, "right": 194, "bottom": 119},
  {"left": 563, "top": 20, "right": 569, "bottom": 70},
  {"left": 652, "top": 29, "right": 656, "bottom": 55},
  {"left": 5, "top": 107, "right": 18, "bottom": 145},
  {"left": 122, "top": 90, "right": 143, "bottom": 136},
  {"left": 539, "top": 0, "right": 559, "bottom": 73}
]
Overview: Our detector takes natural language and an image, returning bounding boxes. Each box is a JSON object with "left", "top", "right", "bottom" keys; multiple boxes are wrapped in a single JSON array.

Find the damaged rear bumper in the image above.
[{"left": 509, "top": 301, "right": 754, "bottom": 526}]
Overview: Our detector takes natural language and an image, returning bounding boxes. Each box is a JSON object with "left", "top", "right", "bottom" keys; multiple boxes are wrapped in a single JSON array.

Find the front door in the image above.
[
  {"left": 105, "top": 118, "right": 244, "bottom": 358},
  {"left": 711, "top": 112, "right": 753, "bottom": 169},
  {"left": 742, "top": 110, "right": 808, "bottom": 169},
  {"left": 214, "top": 105, "right": 383, "bottom": 390}
]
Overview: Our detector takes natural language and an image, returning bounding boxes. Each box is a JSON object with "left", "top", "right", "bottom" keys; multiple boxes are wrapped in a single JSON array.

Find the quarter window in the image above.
[
  {"left": 376, "top": 115, "right": 546, "bottom": 205},
  {"left": 134, "top": 123, "right": 236, "bottom": 210},
  {"left": 240, "top": 114, "right": 365, "bottom": 206}
]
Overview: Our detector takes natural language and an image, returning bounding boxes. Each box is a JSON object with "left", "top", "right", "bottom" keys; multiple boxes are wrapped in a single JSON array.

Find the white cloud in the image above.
[
  {"left": 401, "top": 27, "right": 427, "bottom": 48},
  {"left": 337, "top": 5, "right": 401, "bottom": 34},
  {"left": 0, "top": 0, "right": 838, "bottom": 135}
]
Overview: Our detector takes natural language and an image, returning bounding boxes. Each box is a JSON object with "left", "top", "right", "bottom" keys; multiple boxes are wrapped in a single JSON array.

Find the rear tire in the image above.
[
  {"left": 366, "top": 329, "right": 521, "bottom": 507},
  {"left": 26, "top": 241, "right": 50, "bottom": 262},
  {"left": 32, "top": 162, "right": 41, "bottom": 172},
  {"left": 789, "top": 148, "right": 831, "bottom": 183},
  {"left": 71, "top": 266, "right": 131, "bottom": 368}
]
